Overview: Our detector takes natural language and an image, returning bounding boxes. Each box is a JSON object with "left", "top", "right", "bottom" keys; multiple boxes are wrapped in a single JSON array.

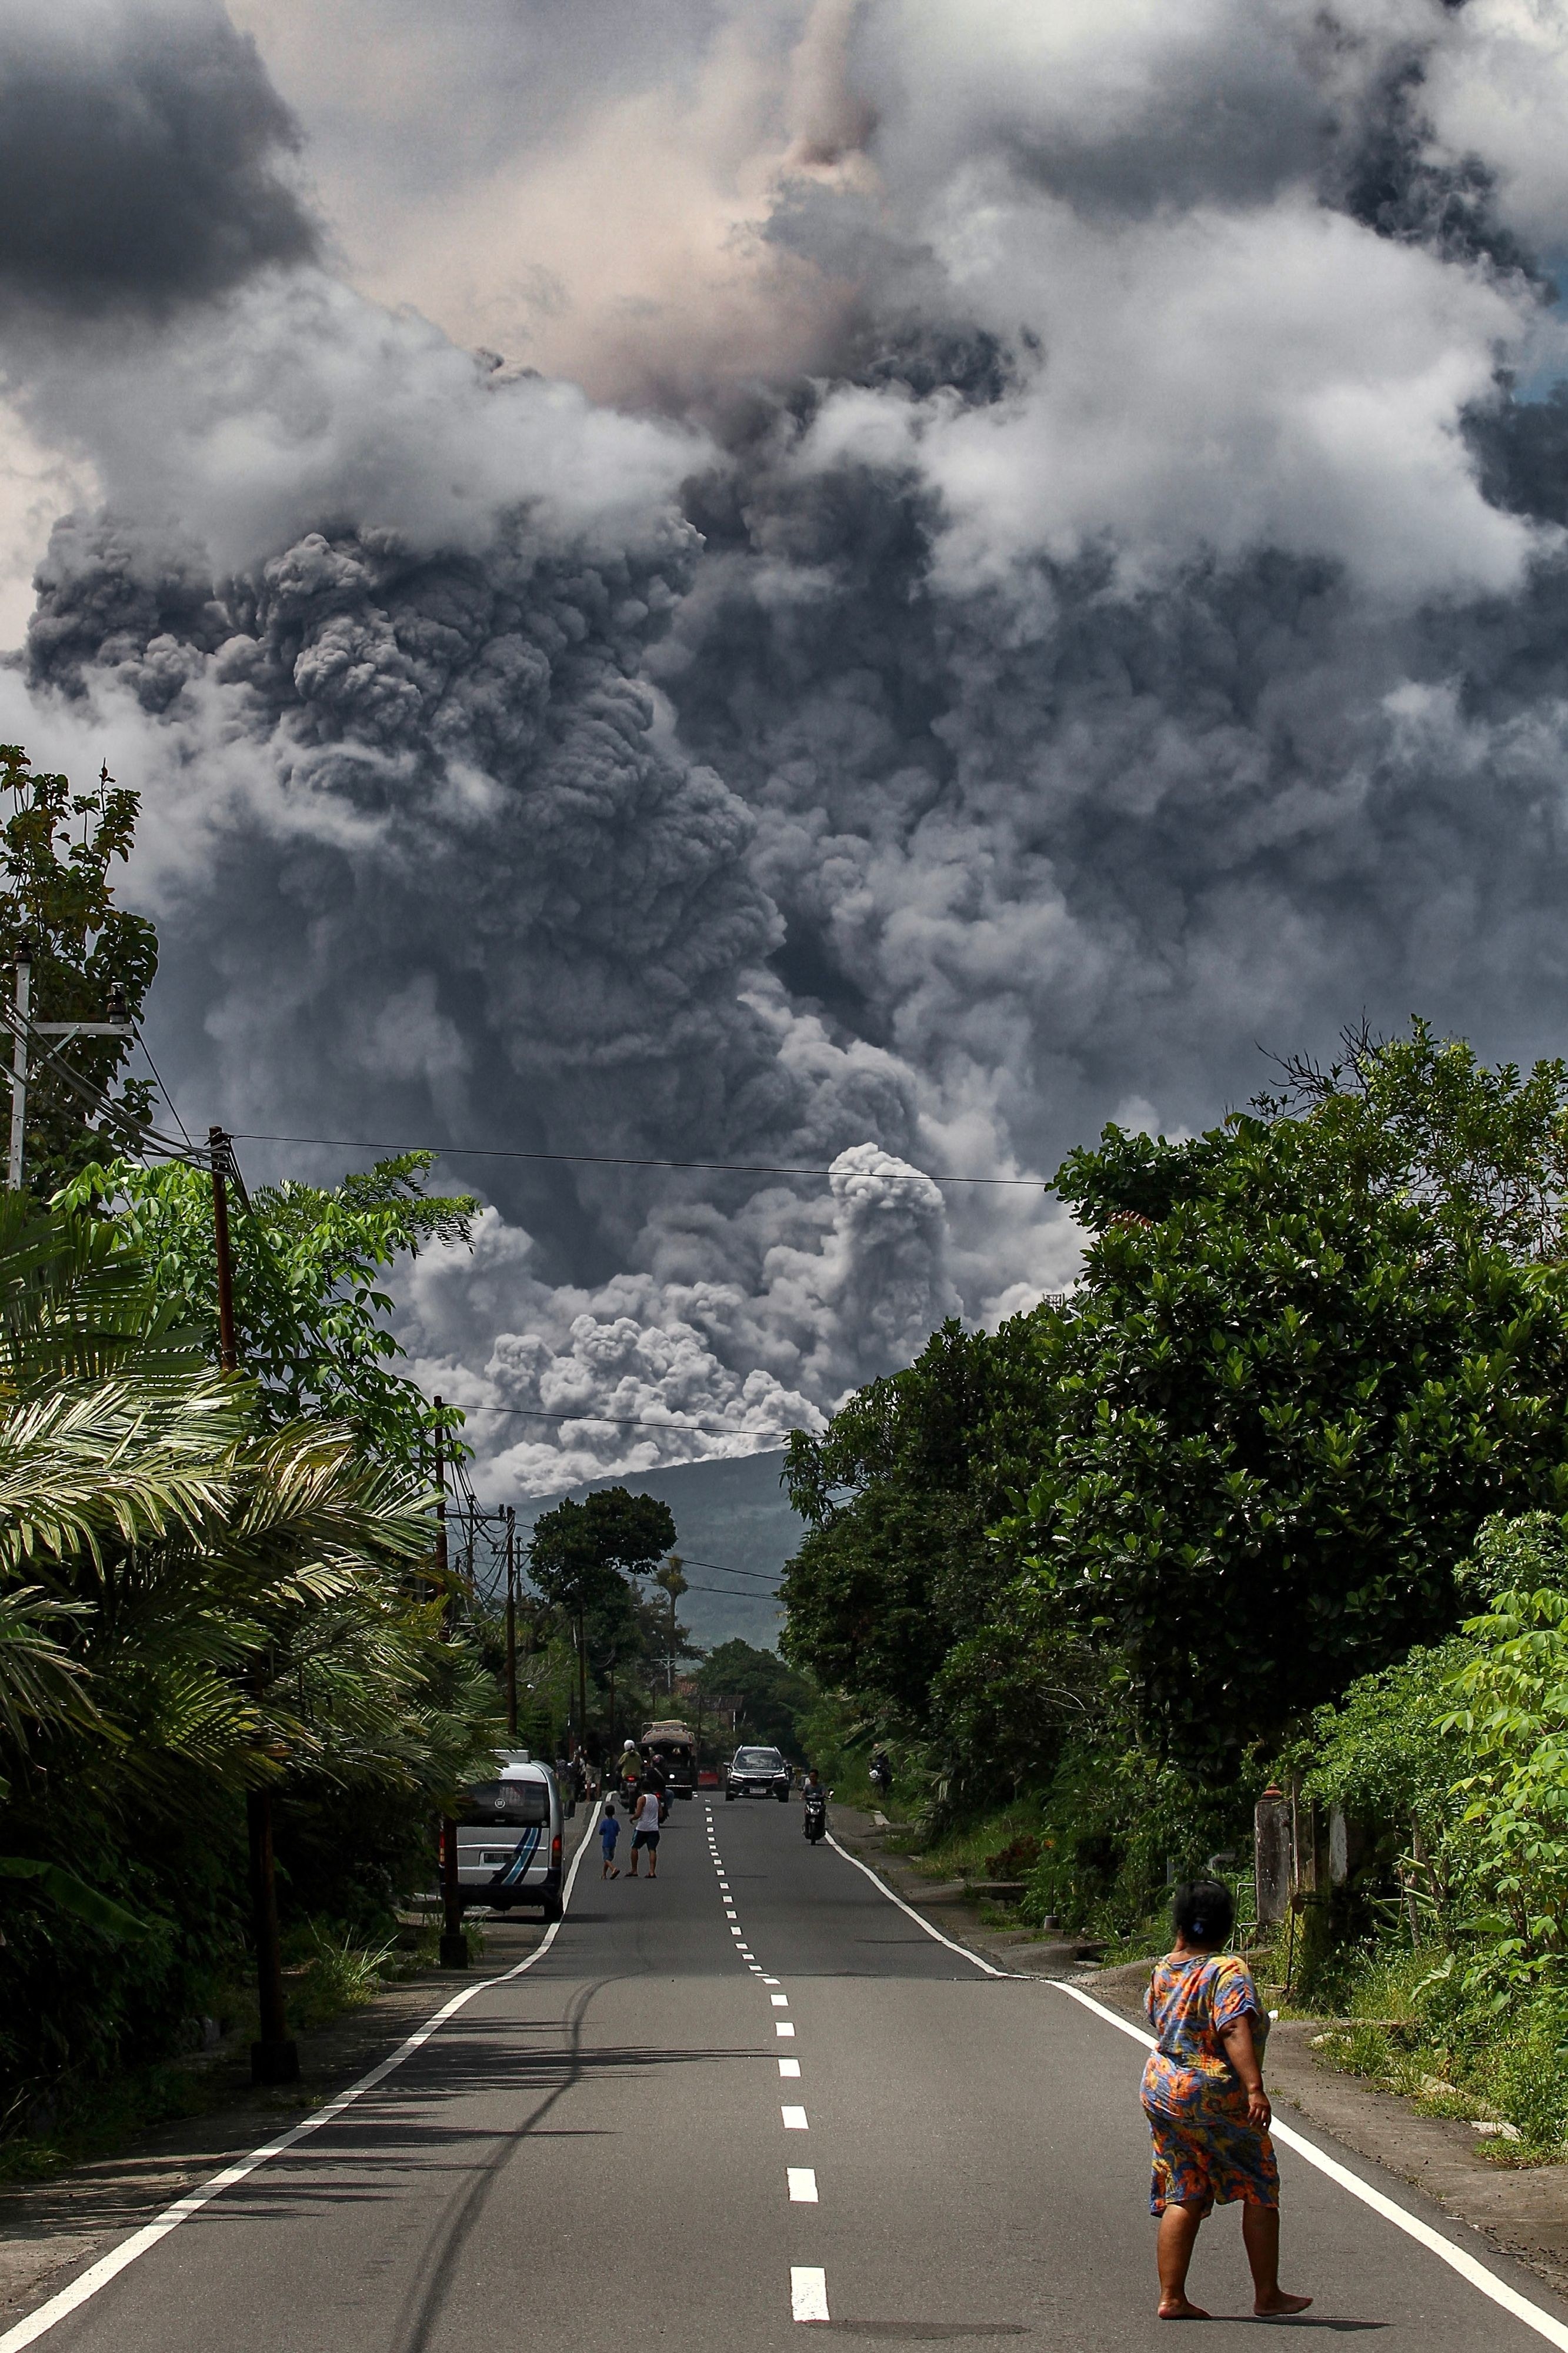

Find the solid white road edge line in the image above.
[
  {"left": 824, "top": 1831, "right": 1012, "bottom": 1978},
  {"left": 1047, "top": 1977, "right": 1568, "bottom": 2353},
  {"left": 0, "top": 1801, "right": 608, "bottom": 2353},
  {"left": 792, "top": 2265, "right": 830, "bottom": 2323}
]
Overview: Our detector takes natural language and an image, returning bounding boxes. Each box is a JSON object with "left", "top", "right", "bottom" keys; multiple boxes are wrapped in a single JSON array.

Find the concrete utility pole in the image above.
[
  {"left": 655, "top": 1555, "right": 688, "bottom": 1697},
  {"left": 6, "top": 949, "right": 132, "bottom": 1190},
  {"left": 206, "top": 1126, "right": 299, "bottom": 2088},
  {"left": 208, "top": 1126, "right": 239, "bottom": 1370},
  {"left": 435, "top": 1401, "right": 468, "bottom": 1971},
  {"left": 7, "top": 941, "right": 29, "bottom": 1192},
  {"left": 505, "top": 1505, "right": 518, "bottom": 1741}
]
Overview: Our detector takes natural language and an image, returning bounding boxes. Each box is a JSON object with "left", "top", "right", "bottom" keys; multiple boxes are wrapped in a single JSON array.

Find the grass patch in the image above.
[{"left": 1303, "top": 1939, "right": 1568, "bottom": 2159}]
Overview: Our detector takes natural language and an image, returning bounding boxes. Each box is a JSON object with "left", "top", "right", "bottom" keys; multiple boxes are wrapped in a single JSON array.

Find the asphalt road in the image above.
[{"left": 18, "top": 1794, "right": 1568, "bottom": 2351}]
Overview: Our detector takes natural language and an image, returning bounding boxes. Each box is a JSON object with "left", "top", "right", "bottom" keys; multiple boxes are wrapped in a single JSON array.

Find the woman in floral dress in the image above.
[{"left": 1142, "top": 1878, "right": 1312, "bottom": 2321}]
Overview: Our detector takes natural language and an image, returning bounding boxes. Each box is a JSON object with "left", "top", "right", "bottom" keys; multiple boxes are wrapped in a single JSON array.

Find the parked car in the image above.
[
  {"left": 726, "top": 1745, "right": 792, "bottom": 1802},
  {"left": 447, "top": 1751, "right": 565, "bottom": 1919}
]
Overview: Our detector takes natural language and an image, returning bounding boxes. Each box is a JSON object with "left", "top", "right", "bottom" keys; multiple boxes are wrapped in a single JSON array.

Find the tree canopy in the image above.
[
  {"left": 0, "top": 745, "right": 158, "bottom": 1195},
  {"left": 781, "top": 1024, "right": 1568, "bottom": 1816},
  {"left": 60, "top": 1152, "right": 475, "bottom": 1471}
]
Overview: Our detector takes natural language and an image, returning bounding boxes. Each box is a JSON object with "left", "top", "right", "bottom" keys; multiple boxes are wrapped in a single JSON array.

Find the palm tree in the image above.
[{"left": 0, "top": 1197, "right": 499, "bottom": 2088}]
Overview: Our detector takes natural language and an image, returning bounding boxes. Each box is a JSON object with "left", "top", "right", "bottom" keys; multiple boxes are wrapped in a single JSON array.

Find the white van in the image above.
[{"left": 452, "top": 1751, "right": 565, "bottom": 1921}]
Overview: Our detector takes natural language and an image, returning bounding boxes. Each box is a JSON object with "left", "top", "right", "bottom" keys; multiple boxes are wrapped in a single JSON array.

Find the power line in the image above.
[
  {"left": 131, "top": 1021, "right": 195, "bottom": 1155},
  {"left": 678, "top": 1579, "right": 782, "bottom": 1600},
  {"left": 674, "top": 1558, "right": 782, "bottom": 1583},
  {"left": 229, "top": 1129, "right": 1046, "bottom": 1191},
  {"left": 456, "top": 1401, "right": 799, "bottom": 1439}
]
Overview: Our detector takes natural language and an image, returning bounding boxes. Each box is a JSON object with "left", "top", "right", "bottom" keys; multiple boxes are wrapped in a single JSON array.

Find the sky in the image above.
[{"left": 4, "top": 0, "right": 1568, "bottom": 1498}]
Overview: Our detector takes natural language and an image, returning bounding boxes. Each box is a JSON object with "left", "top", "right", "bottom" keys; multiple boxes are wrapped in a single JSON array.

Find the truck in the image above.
[{"left": 639, "top": 1719, "right": 696, "bottom": 1799}]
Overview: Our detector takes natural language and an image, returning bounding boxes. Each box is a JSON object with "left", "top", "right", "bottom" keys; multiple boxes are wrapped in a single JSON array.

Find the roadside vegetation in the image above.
[
  {"left": 782, "top": 1021, "right": 1568, "bottom": 2157},
  {"left": 0, "top": 745, "right": 507, "bottom": 2178}
]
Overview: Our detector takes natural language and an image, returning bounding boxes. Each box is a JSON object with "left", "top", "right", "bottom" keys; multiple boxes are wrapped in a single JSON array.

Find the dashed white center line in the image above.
[
  {"left": 791, "top": 2267, "right": 830, "bottom": 2324},
  {"left": 770, "top": 1994, "right": 789, "bottom": 2007},
  {"left": 763, "top": 1976, "right": 780, "bottom": 1986},
  {"left": 781, "top": 2105, "right": 809, "bottom": 2130},
  {"left": 776, "top": 2022, "right": 795, "bottom": 2037},
  {"left": 787, "top": 2168, "right": 818, "bottom": 2203},
  {"left": 779, "top": 2057, "right": 800, "bottom": 2078}
]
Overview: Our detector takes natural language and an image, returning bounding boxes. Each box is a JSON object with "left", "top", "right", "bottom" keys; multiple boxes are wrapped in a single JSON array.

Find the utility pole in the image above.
[
  {"left": 206, "top": 1127, "right": 298, "bottom": 2087},
  {"left": 655, "top": 1555, "right": 688, "bottom": 1699},
  {"left": 6, "top": 951, "right": 131, "bottom": 1191},
  {"left": 505, "top": 1505, "right": 518, "bottom": 1741},
  {"left": 435, "top": 1401, "right": 467, "bottom": 1969},
  {"left": 209, "top": 1126, "right": 238, "bottom": 1369},
  {"left": 7, "top": 941, "right": 29, "bottom": 1192}
]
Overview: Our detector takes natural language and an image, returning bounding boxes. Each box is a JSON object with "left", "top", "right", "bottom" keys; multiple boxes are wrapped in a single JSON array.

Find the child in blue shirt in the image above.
[{"left": 600, "top": 1801, "right": 621, "bottom": 1879}]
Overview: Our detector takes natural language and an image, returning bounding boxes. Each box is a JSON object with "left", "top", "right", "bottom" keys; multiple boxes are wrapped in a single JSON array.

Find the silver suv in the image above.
[{"left": 726, "top": 1745, "right": 792, "bottom": 1801}]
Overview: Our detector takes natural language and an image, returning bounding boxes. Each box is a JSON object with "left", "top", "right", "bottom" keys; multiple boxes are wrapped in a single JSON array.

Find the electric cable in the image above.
[
  {"left": 131, "top": 1020, "right": 196, "bottom": 1154},
  {"left": 229, "top": 1128, "right": 1046, "bottom": 1191},
  {"left": 452, "top": 1400, "right": 799, "bottom": 1438}
]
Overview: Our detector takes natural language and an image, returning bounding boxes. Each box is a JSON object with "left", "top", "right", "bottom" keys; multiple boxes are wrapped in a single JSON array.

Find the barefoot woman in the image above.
[{"left": 1142, "top": 1877, "right": 1312, "bottom": 2321}]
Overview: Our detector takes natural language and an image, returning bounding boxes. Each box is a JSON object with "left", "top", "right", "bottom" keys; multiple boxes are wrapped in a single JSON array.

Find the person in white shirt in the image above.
[{"left": 627, "top": 1785, "right": 662, "bottom": 1878}]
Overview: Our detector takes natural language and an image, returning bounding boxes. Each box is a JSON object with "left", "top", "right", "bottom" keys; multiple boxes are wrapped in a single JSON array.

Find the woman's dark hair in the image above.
[{"left": 1173, "top": 1877, "right": 1235, "bottom": 1949}]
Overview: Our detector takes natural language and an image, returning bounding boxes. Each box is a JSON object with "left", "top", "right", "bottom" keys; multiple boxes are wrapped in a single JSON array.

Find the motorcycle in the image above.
[
  {"left": 802, "top": 1785, "right": 829, "bottom": 1844},
  {"left": 868, "top": 1754, "right": 893, "bottom": 1802}
]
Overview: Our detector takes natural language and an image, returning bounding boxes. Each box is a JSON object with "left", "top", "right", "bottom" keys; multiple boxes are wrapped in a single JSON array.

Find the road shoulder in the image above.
[{"left": 0, "top": 1804, "right": 596, "bottom": 2329}]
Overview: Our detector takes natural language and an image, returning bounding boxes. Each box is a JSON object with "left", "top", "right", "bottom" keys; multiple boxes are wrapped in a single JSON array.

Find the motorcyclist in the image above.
[
  {"left": 869, "top": 1747, "right": 893, "bottom": 1799},
  {"left": 802, "top": 1767, "right": 828, "bottom": 1842}
]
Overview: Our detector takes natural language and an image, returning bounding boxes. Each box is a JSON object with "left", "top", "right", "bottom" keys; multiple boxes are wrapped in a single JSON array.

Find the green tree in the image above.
[
  {"left": 528, "top": 1488, "right": 676, "bottom": 1743},
  {"left": 698, "top": 1639, "right": 816, "bottom": 1759},
  {"left": 61, "top": 1153, "right": 475, "bottom": 1469},
  {"left": 1263, "top": 1017, "right": 1568, "bottom": 1264},
  {"left": 780, "top": 1318, "right": 1039, "bottom": 1726},
  {"left": 1007, "top": 1106, "right": 1568, "bottom": 1769},
  {"left": 1445, "top": 1519, "right": 1568, "bottom": 1972},
  {"left": 0, "top": 745, "right": 158, "bottom": 1195},
  {"left": 0, "top": 1193, "right": 498, "bottom": 2118}
]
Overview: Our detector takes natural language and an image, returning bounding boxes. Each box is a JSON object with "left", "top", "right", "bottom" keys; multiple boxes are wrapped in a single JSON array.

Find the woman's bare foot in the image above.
[
  {"left": 1157, "top": 2298, "right": 1210, "bottom": 2319},
  {"left": 1253, "top": 2291, "right": 1312, "bottom": 2316}
]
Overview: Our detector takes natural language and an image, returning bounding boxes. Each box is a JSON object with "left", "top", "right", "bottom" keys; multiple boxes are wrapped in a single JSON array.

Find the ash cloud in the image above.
[
  {"left": 0, "top": 0, "right": 318, "bottom": 315},
  {"left": 9, "top": 1, "right": 1568, "bottom": 1486}
]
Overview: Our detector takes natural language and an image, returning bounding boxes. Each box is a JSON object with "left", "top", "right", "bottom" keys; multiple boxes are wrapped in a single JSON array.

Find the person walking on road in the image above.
[
  {"left": 599, "top": 1799, "right": 621, "bottom": 1879},
  {"left": 1141, "top": 1878, "right": 1311, "bottom": 2322},
  {"left": 627, "top": 1784, "right": 662, "bottom": 1879}
]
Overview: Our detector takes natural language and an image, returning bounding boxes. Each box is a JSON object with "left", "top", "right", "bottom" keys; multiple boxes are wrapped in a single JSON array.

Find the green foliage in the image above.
[
  {"left": 1257, "top": 1016, "right": 1568, "bottom": 1264},
  {"left": 780, "top": 1318, "right": 1041, "bottom": 1729},
  {"left": 697, "top": 1638, "right": 815, "bottom": 1759},
  {"left": 528, "top": 1488, "right": 676, "bottom": 1620},
  {"left": 0, "top": 1197, "right": 499, "bottom": 2124},
  {"left": 1298, "top": 1642, "right": 1473, "bottom": 1845},
  {"left": 782, "top": 1026, "right": 1568, "bottom": 1809},
  {"left": 59, "top": 1154, "right": 475, "bottom": 1471},
  {"left": 1446, "top": 1560, "right": 1568, "bottom": 1972},
  {"left": 0, "top": 746, "right": 158, "bottom": 1197},
  {"left": 1010, "top": 1108, "right": 1568, "bottom": 1768},
  {"left": 1018, "top": 1732, "right": 1250, "bottom": 1941}
]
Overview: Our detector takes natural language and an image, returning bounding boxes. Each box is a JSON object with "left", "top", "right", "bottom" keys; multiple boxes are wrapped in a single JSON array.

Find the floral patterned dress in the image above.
[{"left": 1140, "top": 1950, "right": 1279, "bottom": 2217}]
